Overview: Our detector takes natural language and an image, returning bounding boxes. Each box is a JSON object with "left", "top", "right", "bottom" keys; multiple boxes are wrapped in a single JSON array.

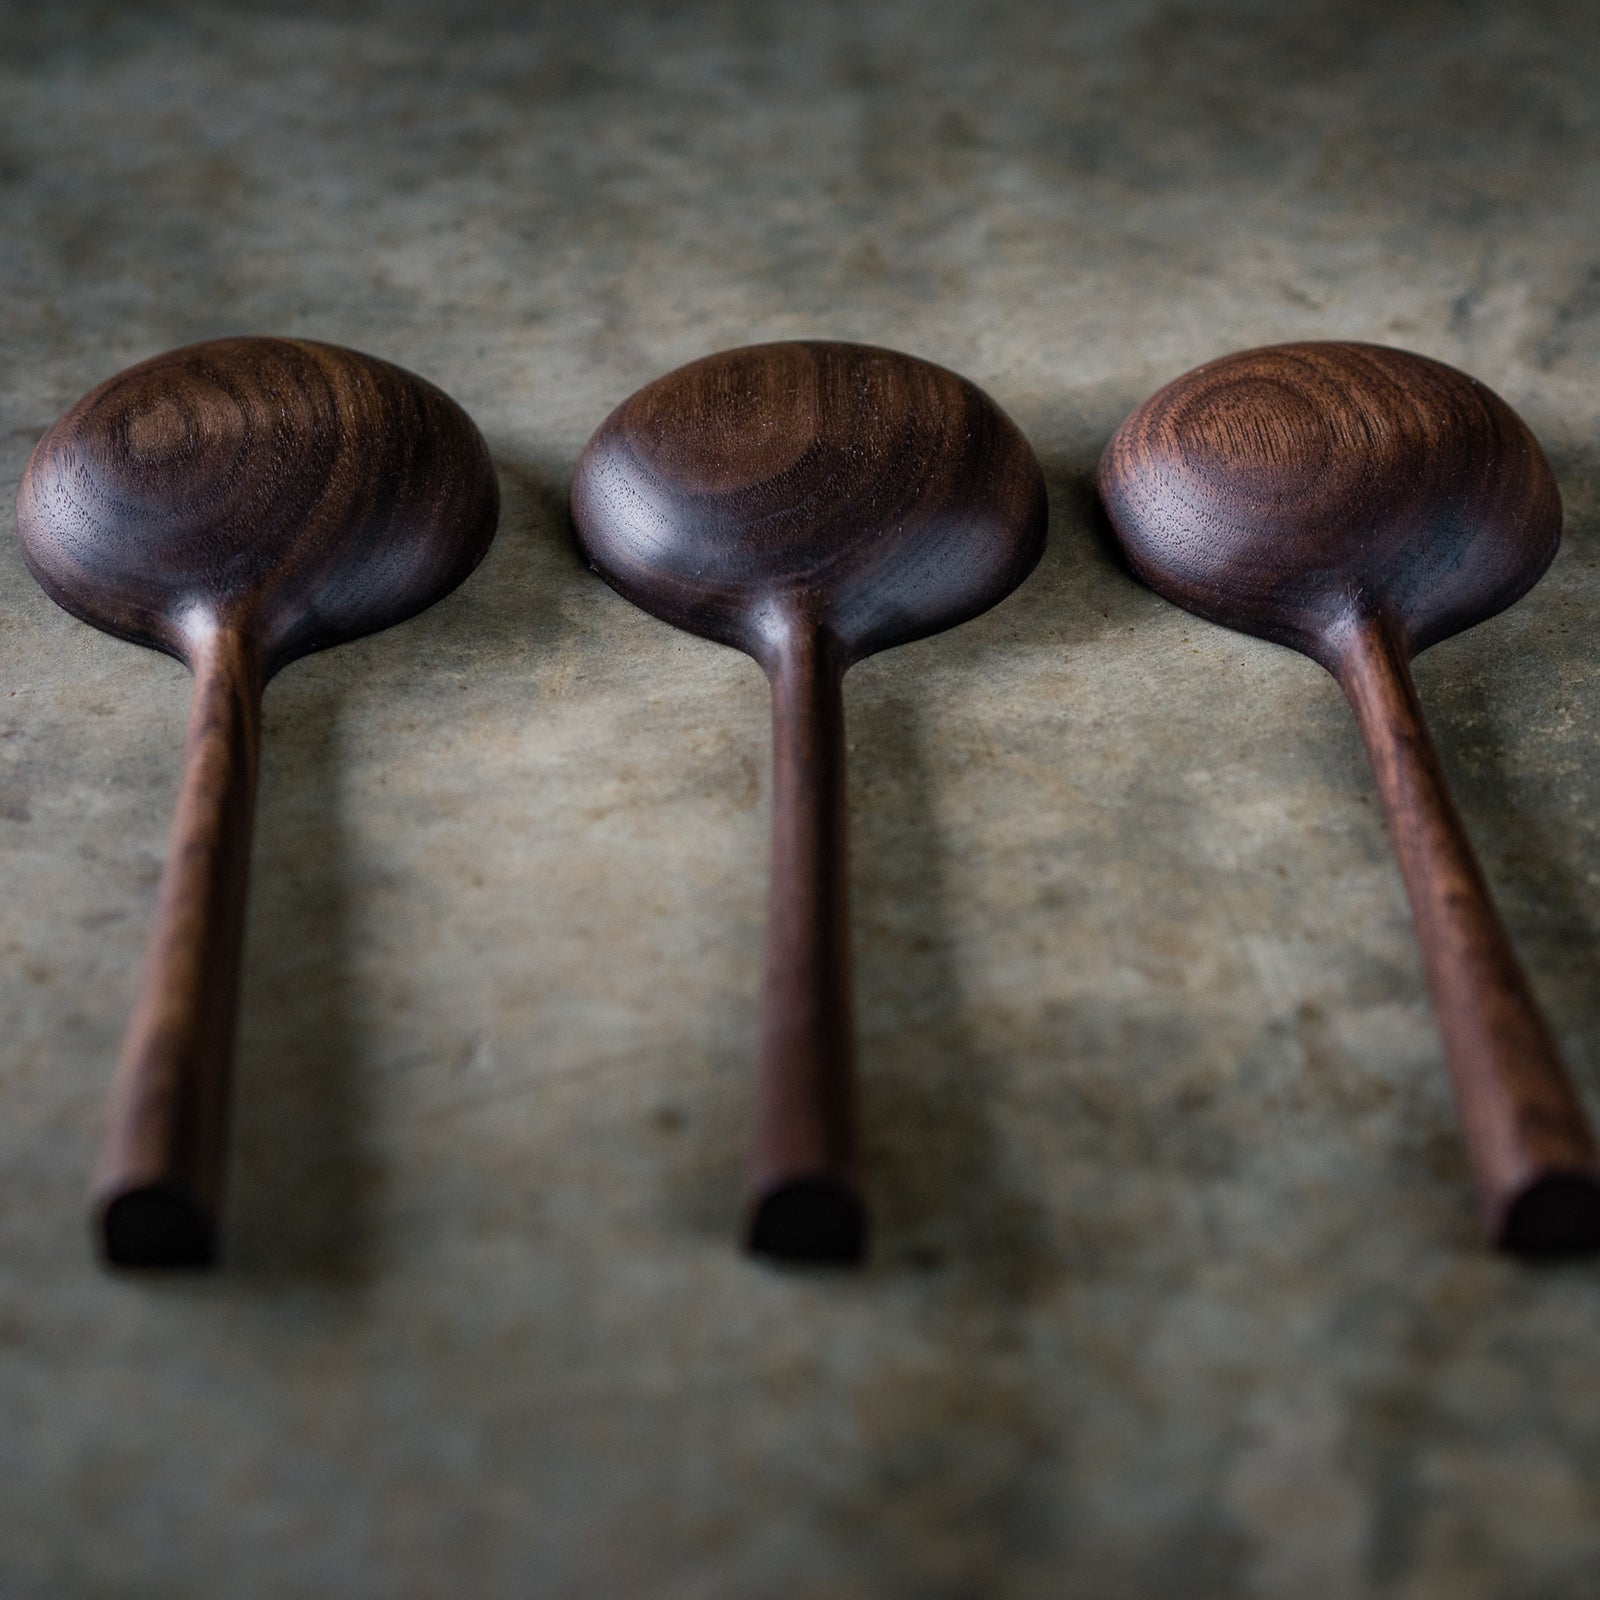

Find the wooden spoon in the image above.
[
  {"left": 571, "top": 341, "right": 1046, "bottom": 1262},
  {"left": 17, "top": 337, "right": 500, "bottom": 1268},
  {"left": 1100, "top": 340, "right": 1600, "bottom": 1254}
]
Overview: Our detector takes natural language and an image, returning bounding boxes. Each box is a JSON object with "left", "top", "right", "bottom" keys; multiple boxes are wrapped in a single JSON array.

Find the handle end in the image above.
[
  {"left": 97, "top": 1183, "right": 216, "bottom": 1270},
  {"left": 1493, "top": 1171, "right": 1600, "bottom": 1259},
  {"left": 745, "top": 1177, "right": 866, "bottom": 1266}
]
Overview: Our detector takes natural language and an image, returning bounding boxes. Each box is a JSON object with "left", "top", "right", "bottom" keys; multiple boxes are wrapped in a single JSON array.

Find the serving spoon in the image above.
[
  {"left": 1100, "top": 340, "right": 1600, "bottom": 1253},
  {"left": 17, "top": 337, "right": 499, "bottom": 1267},
  {"left": 571, "top": 341, "right": 1046, "bottom": 1262}
]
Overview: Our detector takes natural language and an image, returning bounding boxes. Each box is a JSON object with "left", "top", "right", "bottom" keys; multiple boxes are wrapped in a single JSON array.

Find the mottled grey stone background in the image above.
[{"left": 3, "top": 2, "right": 1600, "bottom": 1595}]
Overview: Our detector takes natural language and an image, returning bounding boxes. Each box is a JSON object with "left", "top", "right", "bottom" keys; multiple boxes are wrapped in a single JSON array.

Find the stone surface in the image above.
[{"left": 4, "top": 2, "right": 1600, "bottom": 1595}]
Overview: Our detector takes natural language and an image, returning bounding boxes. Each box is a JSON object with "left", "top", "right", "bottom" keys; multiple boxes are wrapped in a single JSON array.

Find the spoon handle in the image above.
[
  {"left": 746, "top": 624, "right": 865, "bottom": 1263},
  {"left": 1336, "top": 612, "right": 1600, "bottom": 1252},
  {"left": 93, "top": 625, "right": 262, "bottom": 1268}
]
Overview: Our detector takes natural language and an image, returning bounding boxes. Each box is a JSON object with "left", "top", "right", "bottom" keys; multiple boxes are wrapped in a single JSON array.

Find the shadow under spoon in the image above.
[
  {"left": 1099, "top": 340, "right": 1600, "bottom": 1255},
  {"left": 17, "top": 337, "right": 500, "bottom": 1269},
  {"left": 571, "top": 341, "right": 1046, "bottom": 1264}
]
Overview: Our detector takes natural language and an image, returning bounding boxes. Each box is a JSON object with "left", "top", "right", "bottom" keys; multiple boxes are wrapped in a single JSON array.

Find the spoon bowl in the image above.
[
  {"left": 18, "top": 337, "right": 499, "bottom": 1266},
  {"left": 573, "top": 341, "right": 1046, "bottom": 1261},
  {"left": 1101, "top": 341, "right": 1561, "bottom": 666},
  {"left": 1100, "top": 341, "right": 1600, "bottom": 1253},
  {"left": 573, "top": 340, "right": 1044, "bottom": 666},
  {"left": 20, "top": 336, "right": 496, "bottom": 674}
]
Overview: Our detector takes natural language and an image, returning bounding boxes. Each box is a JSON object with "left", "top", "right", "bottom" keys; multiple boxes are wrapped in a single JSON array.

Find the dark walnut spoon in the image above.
[
  {"left": 571, "top": 341, "right": 1046, "bottom": 1263},
  {"left": 1100, "top": 340, "right": 1600, "bottom": 1255},
  {"left": 17, "top": 337, "right": 499, "bottom": 1268}
]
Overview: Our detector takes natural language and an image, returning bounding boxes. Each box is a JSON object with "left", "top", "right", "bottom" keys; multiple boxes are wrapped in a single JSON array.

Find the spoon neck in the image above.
[
  {"left": 178, "top": 610, "right": 266, "bottom": 699},
  {"left": 763, "top": 621, "right": 848, "bottom": 878},
  {"left": 757, "top": 608, "right": 847, "bottom": 689},
  {"left": 1323, "top": 596, "right": 1411, "bottom": 698},
  {"left": 1329, "top": 608, "right": 1411, "bottom": 719},
  {"left": 1333, "top": 612, "right": 1439, "bottom": 816}
]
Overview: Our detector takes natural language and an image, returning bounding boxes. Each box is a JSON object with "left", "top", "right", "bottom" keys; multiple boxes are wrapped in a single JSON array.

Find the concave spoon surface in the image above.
[
  {"left": 572, "top": 341, "right": 1046, "bottom": 1263},
  {"left": 1100, "top": 340, "right": 1600, "bottom": 1254},
  {"left": 17, "top": 337, "right": 499, "bottom": 1267}
]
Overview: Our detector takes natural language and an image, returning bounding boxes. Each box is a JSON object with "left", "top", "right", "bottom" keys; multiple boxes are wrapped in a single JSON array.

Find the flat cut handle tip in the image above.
[
  {"left": 1493, "top": 1171, "right": 1600, "bottom": 1258},
  {"left": 97, "top": 1184, "right": 217, "bottom": 1270},
  {"left": 744, "top": 1178, "right": 866, "bottom": 1265}
]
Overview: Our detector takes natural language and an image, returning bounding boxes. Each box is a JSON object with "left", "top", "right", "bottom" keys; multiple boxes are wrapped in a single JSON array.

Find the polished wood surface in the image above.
[
  {"left": 17, "top": 337, "right": 500, "bottom": 1267},
  {"left": 1100, "top": 340, "right": 1600, "bottom": 1253},
  {"left": 572, "top": 340, "right": 1047, "bottom": 1262}
]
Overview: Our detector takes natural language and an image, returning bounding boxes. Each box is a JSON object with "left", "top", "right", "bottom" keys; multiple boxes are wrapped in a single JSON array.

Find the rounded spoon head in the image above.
[
  {"left": 1097, "top": 342, "right": 1561, "bottom": 666},
  {"left": 570, "top": 340, "right": 1047, "bottom": 662},
  {"left": 17, "top": 337, "right": 500, "bottom": 675}
]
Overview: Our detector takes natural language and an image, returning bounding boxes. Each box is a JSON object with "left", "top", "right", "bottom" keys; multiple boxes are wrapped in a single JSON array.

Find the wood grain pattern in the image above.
[
  {"left": 571, "top": 341, "right": 1047, "bottom": 1263},
  {"left": 1099, "top": 340, "right": 1600, "bottom": 1254},
  {"left": 17, "top": 337, "right": 500, "bottom": 1267}
]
